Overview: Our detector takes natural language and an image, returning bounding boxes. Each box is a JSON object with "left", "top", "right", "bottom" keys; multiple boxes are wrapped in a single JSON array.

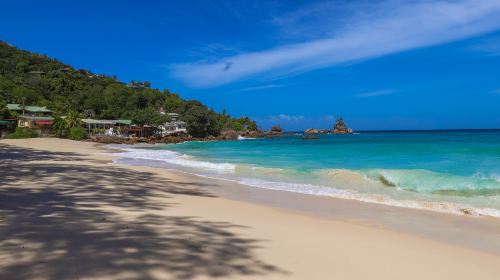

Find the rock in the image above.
[
  {"left": 304, "top": 128, "right": 330, "bottom": 134},
  {"left": 242, "top": 130, "right": 265, "bottom": 138},
  {"left": 219, "top": 129, "right": 239, "bottom": 140},
  {"left": 271, "top": 125, "right": 282, "bottom": 133},
  {"left": 304, "top": 128, "right": 319, "bottom": 134},
  {"left": 267, "top": 125, "right": 284, "bottom": 136},
  {"left": 302, "top": 135, "right": 318, "bottom": 140},
  {"left": 332, "top": 117, "right": 353, "bottom": 134}
]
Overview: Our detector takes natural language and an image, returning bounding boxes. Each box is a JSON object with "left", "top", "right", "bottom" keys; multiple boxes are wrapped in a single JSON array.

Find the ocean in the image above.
[{"left": 111, "top": 130, "right": 500, "bottom": 217}]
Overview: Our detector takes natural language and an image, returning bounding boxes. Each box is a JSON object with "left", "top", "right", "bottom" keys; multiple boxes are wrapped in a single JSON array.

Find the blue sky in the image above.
[{"left": 1, "top": 0, "right": 500, "bottom": 130}]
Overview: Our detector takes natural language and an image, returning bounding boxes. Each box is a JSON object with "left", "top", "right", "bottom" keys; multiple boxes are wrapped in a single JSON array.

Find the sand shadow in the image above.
[{"left": 0, "top": 144, "right": 286, "bottom": 279}]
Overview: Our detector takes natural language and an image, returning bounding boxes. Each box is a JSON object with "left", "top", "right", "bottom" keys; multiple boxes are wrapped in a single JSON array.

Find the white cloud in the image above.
[
  {"left": 354, "top": 89, "right": 396, "bottom": 98},
  {"left": 238, "top": 84, "right": 288, "bottom": 92},
  {"left": 170, "top": 0, "right": 500, "bottom": 87},
  {"left": 269, "top": 114, "right": 305, "bottom": 122}
]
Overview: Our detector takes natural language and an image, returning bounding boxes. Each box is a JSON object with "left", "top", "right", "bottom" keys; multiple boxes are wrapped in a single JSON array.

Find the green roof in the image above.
[
  {"left": 116, "top": 119, "right": 132, "bottom": 125},
  {"left": 17, "top": 116, "right": 54, "bottom": 121},
  {"left": 82, "top": 119, "right": 132, "bottom": 125},
  {"left": 7, "top": 104, "right": 53, "bottom": 113}
]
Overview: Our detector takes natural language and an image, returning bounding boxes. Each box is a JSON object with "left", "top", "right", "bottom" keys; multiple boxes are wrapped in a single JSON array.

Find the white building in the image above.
[{"left": 160, "top": 113, "right": 187, "bottom": 135}]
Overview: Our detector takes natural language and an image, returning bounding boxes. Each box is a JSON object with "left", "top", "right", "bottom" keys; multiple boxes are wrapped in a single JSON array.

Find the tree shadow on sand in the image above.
[{"left": 0, "top": 144, "right": 286, "bottom": 279}]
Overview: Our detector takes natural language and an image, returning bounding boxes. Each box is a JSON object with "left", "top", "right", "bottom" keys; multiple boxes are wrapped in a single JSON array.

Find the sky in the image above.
[{"left": 1, "top": 0, "right": 500, "bottom": 130}]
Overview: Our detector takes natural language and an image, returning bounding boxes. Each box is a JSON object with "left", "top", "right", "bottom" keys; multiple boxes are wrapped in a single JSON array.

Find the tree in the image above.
[
  {"left": 132, "top": 107, "right": 165, "bottom": 126},
  {"left": 12, "top": 87, "right": 38, "bottom": 104},
  {"left": 52, "top": 115, "right": 66, "bottom": 137},
  {"left": 0, "top": 40, "right": 257, "bottom": 138},
  {"left": 64, "top": 110, "right": 82, "bottom": 129},
  {"left": 0, "top": 100, "right": 10, "bottom": 119}
]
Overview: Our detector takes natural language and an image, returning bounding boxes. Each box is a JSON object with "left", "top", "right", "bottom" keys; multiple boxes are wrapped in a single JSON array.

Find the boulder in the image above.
[
  {"left": 319, "top": 129, "right": 330, "bottom": 134},
  {"left": 219, "top": 129, "right": 239, "bottom": 140},
  {"left": 271, "top": 125, "right": 282, "bottom": 133},
  {"left": 304, "top": 128, "right": 319, "bottom": 134},
  {"left": 240, "top": 130, "right": 265, "bottom": 138},
  {"left": 332, "top": 117, "right": 353, "bottom": 134},
  {"left": 267, "top": 125, "right": 283, "bottom": 136}
]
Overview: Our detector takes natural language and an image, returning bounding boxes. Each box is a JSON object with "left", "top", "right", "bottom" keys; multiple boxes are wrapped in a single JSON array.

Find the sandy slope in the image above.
[{"left": 1, "top": 138, "right": 499, "bottom": 280}]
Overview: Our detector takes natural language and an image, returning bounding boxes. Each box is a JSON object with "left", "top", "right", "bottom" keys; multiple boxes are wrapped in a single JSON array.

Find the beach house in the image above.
[
  {"left": 7, "top": 104, "right": 54, "bottom": 136},
  {"left": 7, "top": 104, "right": 53, "bottom": 117},
  {"left": 161, "top": 113, "right": 187, "bottom": 135},
  {"left": 81, "top": 119, "right": 132, "bottom": 136}
]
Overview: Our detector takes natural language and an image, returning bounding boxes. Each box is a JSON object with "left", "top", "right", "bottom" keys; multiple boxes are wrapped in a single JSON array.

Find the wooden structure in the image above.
[{"left": 17, "top": 116, "right": 54, "bottom": 136}]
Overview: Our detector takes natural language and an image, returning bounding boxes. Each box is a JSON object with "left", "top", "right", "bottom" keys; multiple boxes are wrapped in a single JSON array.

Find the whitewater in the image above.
[{"left": 109, "top": 130, "right": 500, "bottom": 218}]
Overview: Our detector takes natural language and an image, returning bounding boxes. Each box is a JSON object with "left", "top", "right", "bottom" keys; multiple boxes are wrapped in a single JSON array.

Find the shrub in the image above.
[
  {"left": 6, "top": 127, "right": 38, "bottom": 139},
  {"left": 67, "top": 127, "right": 88, "bottom": 140}
]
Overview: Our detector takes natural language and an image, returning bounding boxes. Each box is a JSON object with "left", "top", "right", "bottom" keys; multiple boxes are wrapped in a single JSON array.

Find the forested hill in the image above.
[{"left": 0, "top": 41, "right": 257, "bottom": 137}]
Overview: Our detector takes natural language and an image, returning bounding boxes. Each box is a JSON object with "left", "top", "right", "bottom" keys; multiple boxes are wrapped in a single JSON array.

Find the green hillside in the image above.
[{"left": 0, "top": 41, "right": 256, "bottom": 137}]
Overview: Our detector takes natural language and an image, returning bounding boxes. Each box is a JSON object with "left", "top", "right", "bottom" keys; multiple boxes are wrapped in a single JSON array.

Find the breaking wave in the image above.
[
  {"left": 364, "top": 169, "right": 500, "bottom": 196},
  {"left": 111, "top": 146, "right": 235, "bottom": 172},
  {"left": 108, "top": 145, "right": 500, "bottom": 218}
]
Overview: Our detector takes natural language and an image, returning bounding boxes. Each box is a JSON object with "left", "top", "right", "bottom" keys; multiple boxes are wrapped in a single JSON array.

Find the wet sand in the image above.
[{"left": 1, "top": 138, "right": 500, "bottom": 280}]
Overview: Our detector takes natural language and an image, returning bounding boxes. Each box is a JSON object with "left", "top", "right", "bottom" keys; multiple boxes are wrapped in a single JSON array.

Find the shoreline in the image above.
[
  {"left": 2, "top": 138, "right": 500, "bottom": 279},
  {"left": 107, "top": 143, "right": 500, "bottom": 256},
  {"left": 109, "top": 141, "right": 500, "bottom": 219}
]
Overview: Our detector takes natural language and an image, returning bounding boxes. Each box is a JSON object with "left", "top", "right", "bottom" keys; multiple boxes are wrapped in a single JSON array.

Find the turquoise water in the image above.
[{"left": 113, "top": 130, "right": 500, "bottom": 217}]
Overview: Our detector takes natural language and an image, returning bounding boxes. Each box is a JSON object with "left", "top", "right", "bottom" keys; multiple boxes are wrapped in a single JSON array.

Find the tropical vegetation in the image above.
[
  {"left": 67, "top": 127, "right": 88, "bottom": 140},
  {"left": 5, "top": 127, "right": 38, "bottom": 139},
  {"left": 0, "top": 41, "right": 257, "bottom": 137}
]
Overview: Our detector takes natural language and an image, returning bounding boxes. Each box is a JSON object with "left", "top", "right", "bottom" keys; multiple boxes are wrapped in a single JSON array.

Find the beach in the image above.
[{"left": 1, "top": 138, "right": 500, "bottom": 280}]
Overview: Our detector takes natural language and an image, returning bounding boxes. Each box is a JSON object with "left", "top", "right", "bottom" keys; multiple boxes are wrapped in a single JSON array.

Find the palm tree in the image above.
[{"left": 64, "top": 110, "right": 82, "bottom": 129}]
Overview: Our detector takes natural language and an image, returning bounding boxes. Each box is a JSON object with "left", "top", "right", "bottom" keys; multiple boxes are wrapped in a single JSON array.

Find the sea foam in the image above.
[
  {"left": 112, "top": 146, "right": 235, "bottom": 172},
  {"left": 107, "top": 145, "right": 500, "bottom": 218}
]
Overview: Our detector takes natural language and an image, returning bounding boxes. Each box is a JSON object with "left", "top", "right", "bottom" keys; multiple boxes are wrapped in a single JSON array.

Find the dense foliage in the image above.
[
  {"left": 0, "top": 41, "right": 257, "bottom": 137},
  {"left": 6, "top": 127, "right": 38, "bottom": 139},
  {"left": 0, "top": 99, "right": 10, "bottom": 118},
  {"left": 67, "top": 127, "right": 88, "bottom": 140}
]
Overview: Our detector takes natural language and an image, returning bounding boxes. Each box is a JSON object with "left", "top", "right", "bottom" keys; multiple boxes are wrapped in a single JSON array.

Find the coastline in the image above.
[{"left": 1, "top": 138, "right": 500, "bottom": 279}]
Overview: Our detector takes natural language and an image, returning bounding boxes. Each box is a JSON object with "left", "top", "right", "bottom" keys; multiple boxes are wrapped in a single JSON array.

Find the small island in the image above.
[
  {"left": 303, "top": 117, "right": 353, "bottom": 135},
  {"left": 332, "top": 117, "right": 353, "bottom": 134}
]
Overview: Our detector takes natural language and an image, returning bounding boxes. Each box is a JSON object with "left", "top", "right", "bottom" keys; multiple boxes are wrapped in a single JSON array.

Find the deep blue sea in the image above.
[{"left": 113, "top": 130, "right": 500, "bottom": 217}]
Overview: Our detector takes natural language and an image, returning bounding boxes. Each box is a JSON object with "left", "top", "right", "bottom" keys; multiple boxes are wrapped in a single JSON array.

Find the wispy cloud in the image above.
[
  {"left": 492, "top": 89, "right": 500, "bottom": 95},
  {"left": 268, "top": 114, "right": 305, "bottom": 122},
  {"left": 170, "top": 0, "right": 500, "bottom": 87},
  {"left": 354, "top": 89, "right": 396, "bottom": 98},
  {"left": 238, "top": 83, "right": 288, "bottom": 92}
]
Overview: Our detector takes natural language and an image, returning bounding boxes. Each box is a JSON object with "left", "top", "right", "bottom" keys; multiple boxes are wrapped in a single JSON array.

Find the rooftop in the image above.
[
  {"left": 17, "top": 116, "right": 54, "bottom": 121},
  {"left": 82, "top": 119, "right": 132, "bottom": 125}
]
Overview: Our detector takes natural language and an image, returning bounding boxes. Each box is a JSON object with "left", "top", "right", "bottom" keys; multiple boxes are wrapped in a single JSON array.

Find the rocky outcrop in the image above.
[
  {"left": 304, "top": 128, "right": 330, "bottom": 134},
  {"left": 271, "top": 125, "right": 282, "bottom": 132},
  {"left": 219, "top": 129, "right": 239, "bottom": 140},
  {"left": 89, "top": 129, "right": 268, "bottom": 145},
  {"left": 304, "top": 128, "right": 319, "bottom": 134},
  {"left": 268, "top": 125, "right": 283, "bottom": 136},
  {"left": 332, "top": 117, "right": 353, "bottom": 134},
  {"left": 240, "top": 130, "right": 265, "bottom": 138},
  {"left": 302, "top": 135, "right": 318, "bottom": 140},
  {"left": 319, "top": 129, "right": 330, "bottom": 134}
]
